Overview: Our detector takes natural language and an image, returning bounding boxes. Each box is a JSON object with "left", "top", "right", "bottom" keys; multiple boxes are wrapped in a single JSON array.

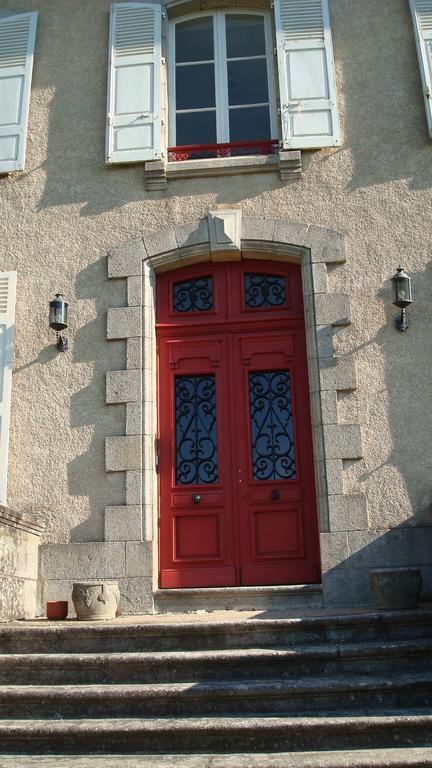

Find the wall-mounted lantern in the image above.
[
  {"left": 49, "top": 293, "right": 69, "bottom": 352},
  {"left": 391, "top": 268, "right": 412, "bottom": 332}
]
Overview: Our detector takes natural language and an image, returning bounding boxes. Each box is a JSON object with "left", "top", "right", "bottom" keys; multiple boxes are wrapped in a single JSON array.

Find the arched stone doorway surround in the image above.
[{"left": 104, "top": 213, "right": 365, "bottom": 613}]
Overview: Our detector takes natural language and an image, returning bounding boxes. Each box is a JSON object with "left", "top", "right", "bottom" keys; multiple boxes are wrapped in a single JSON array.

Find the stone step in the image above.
[
  {"left": 1, "top": 672, "right": 431, "bottom": 718},
  {"left": 1, "top": 609, "right": 432, "bottom": 654},
  {"left": 0, "top": 750, "right": 432, "bottom": 767},
  {"left": 1, "top": 713, "right": 432, "bottom": 754},
  {"left": 2, "top": 638, "right": 431, "bottom": 685}
]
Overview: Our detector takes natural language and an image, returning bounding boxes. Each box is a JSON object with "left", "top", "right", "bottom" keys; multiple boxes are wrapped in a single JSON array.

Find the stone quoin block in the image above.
[
  {"left": 106, "top": 370, "right": 141, "bottom": 404},
  {"left": 40, "top": 543, "right": 126, "bottom": 580},
  {"left": 108, "top": 239, "right": 146, "bottom": 279},
  {"left": 126, "top": 471, "right": 143, "bottom": 506},
  {"left": 144, "top": 227, "right": 177, "bottom": 258},
  {"left": 306, "top": 225, "right": 346, "bottom": 264},
  {"left": 107, "top": 306, "right": 142, "bottom": 340},
  {"left": 273, "top": 219, "right": 309, "bottom": 248},
  {"left": 314, "top": 293, "right": 351, "bottom": 327},
  {"left": 105, "top": 436, "right": 142, "bottom": 472},
  {"left": 323, "top": 424, "right": 363, "bottom": 460},
  {"left": 126, "top": 541, "right": 153, "bottom": 577},
  {"left": 126, "top": 402, "right": 142, "bottom": 435},
  {"left": 127, "top": 276, "right": 142, "bottom": 307},
  {"left": 320, "top": 356, "right": 357, "bottom": 392},
  {"left": 328, "top": 495, "right": 368, "bottom": 532},
  {"left": 104, "top": 506, "right": 142, "bottom": 542},
  {"left": 127, "top": 338, "right": 142, "bottom": 370}
]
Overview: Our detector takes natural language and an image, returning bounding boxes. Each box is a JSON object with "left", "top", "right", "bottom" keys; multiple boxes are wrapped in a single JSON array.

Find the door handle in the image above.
[
  {"left": 192, "top": 495, "right": 201, "bottom": 504},
  {"left": 271, "top": 490, "right": 280, "bottom": 501}
]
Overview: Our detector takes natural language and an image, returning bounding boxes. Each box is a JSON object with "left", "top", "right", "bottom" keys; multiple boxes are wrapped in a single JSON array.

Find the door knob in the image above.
[
  {"left": 271, "top": 490, "right": 280, "bottom": 501},
  {"left": 192, "top": 494, "right": 201, "bottom": 504}
]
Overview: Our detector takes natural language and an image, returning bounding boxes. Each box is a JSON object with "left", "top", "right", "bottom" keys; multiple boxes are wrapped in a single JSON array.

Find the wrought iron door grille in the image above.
[
  {"left": 173, "top": 276, "right": 213, "bottom": 312},
  {"left": 244, "top": 273, "right": 286, "bottom": 308},
  {"left": 249, "top": 370, "right": 296, "bottom": 481},
  {"left": 175, "top": 374, "right": 218, "bottom": 484}
]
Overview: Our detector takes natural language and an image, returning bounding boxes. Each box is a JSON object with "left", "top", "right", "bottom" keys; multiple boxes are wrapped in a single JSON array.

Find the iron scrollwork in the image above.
[
  {"left": 249, "top": 370, "right": 296, "bottom": 481},
  {"left": 173, "top": 277, "right": 213, "bottom": 313},
  {"left": 245, "top": 273, "right": 286, "bottom": 308},
  {"left": 175, "top": 375, "right": 218, "bottom": 485}
]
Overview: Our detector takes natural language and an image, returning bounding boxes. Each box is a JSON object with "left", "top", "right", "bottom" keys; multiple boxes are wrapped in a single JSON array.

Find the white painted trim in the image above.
[{"left": 0, "top": 271, "right": 17, "bottom": 506}]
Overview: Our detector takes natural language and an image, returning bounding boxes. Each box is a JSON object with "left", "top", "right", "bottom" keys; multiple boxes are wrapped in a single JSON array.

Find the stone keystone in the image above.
[{"left": 208, "top": 209, "right": 242, "bottom": 261}]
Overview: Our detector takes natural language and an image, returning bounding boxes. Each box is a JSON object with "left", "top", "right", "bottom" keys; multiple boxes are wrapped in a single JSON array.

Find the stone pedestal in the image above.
[
  {"left": 371, "top": 567, "right": 422, "bottom": 610},
  {"left": 72, "top": 581, "right": 120, "bottom": 621}
]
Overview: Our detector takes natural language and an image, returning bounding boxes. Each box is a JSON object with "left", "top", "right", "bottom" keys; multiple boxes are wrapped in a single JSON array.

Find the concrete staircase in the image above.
[{"left": 0, "top": 608, "right": 432, "bottom": 765}]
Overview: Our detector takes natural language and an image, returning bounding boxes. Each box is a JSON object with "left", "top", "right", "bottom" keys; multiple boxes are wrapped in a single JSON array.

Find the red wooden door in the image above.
[{"left": 157, "top": 261, "right": 321, "bottom": 588}]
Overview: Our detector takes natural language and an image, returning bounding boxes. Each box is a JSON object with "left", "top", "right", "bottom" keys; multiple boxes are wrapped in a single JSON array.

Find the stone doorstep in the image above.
[
  {"left": 154, "top": 584, "right": 323, "bottom": 613},
  {"left": 0, "top": 750, "right": 431, "bottom": 768}
]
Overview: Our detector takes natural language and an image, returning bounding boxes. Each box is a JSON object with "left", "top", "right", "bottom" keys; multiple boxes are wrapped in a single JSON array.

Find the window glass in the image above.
[
  {"left": 176, "top": 111, "right": 217, "bottom": 146},
  {"left": 175, "top": 17, "right": 214, "bottom": 63},
  {"left": 176, "top": 64, "right": 216, "bottom": 110},
  {"left": 228, "top": 60, "right": 269, "bottom": 106},
  {"left": 226, "top": 14, "right": 266, "bottom": 58},
  {"left": 229, "top": 106, "right": 271, "bottom": 142}
]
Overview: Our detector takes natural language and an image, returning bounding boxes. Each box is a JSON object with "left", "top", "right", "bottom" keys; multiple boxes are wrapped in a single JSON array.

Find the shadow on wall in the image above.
[
  {"left": 33, "top": 1, "right": 284, "bottom": 215},
  {"left": 356, "top": 261, "right": 432, "bottom": 524},
  {"left": 67, "top": 257, "right": 126, "bottom": 542},
  {"left": 323, "top": 521, "right": 432, "bottom": 608},
  {"left": 333, "top": 0, "right": 432, "bottom": 192}
]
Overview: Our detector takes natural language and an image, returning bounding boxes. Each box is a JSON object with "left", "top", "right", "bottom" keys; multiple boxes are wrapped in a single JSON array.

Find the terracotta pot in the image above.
[
  {"left": 46, "top": 601, "right": 68, "bottom": 620},
  {"left": 72, "top": 581, "right": 120, "bottom": 621}
]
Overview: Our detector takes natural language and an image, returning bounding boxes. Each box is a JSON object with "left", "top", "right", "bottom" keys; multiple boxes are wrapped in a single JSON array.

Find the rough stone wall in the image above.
[
  {"left": 1, "top": 0, "right": 432, "bottom": 607},
  {"left": 0, "top": 508, "right": 43, "bottom": 620}
]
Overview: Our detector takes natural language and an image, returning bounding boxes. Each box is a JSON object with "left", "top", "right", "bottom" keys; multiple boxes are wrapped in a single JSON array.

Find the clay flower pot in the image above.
[{"left": 46, "top": 601, "right": 68, "bottom": 620}]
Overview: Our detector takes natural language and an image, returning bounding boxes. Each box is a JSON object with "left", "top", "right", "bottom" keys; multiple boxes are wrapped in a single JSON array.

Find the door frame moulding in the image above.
[{"left": 104, "top": 213, "right": 365, "bottom": 612}]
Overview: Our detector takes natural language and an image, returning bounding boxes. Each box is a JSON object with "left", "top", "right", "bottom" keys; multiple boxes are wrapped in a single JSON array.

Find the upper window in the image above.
[
  {"left": 168, "top": 12, "right": 278, "bottom": 159},
  {"left": 106, "top": 1, "right": 341, "bottom": 167}
]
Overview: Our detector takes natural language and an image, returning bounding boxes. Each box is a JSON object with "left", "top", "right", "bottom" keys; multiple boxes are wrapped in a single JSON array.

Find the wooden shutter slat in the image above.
[
  {"left": 106, "top": 2, "right": 162, "bottom": 164},
  {"left": 0, "top": 12, "right": 37, "bottom": 173},
  {"left": 0, "top": 272, "right": 17, "bottom": 506},
  {"left": 274, "top": 0, "right": 340, "bottom": 149}
]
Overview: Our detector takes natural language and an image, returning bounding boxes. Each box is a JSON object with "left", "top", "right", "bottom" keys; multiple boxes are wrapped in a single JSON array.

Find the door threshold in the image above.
[{"left": 153, "top": 583, "right": 323, "bottom": 614}]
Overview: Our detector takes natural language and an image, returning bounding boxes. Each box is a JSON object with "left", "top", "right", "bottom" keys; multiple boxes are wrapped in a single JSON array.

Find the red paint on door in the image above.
[{"left": 157, "top": 261, "right": 321, "bottom": 588}]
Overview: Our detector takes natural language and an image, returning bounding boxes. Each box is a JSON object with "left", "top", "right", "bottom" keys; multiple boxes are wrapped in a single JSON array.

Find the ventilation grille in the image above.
[
  {"left": 417, "top": 0, "right": 432, "bottom": 32},
  {"left": 0, "top": 15, "right": 30, "bottom": 69},
  {"left": 281, "top": 0, "right": 324, "bottom": 42},
  {"left": 0, "top": 278, "right": 9, "bottom": 314},
  {"left": 114, "top": 7, "right": 154, "bottom": 57}
]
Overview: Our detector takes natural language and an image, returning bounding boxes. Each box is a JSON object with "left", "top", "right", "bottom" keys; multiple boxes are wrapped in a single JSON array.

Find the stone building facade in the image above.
[{"left": 1, "top": 0, "right": 432, "bottom": 618}]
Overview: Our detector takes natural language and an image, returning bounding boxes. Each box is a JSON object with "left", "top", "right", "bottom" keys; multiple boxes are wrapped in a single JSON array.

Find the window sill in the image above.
[{"left": 144, "top": 150, "right": 302, "bottom": 191}]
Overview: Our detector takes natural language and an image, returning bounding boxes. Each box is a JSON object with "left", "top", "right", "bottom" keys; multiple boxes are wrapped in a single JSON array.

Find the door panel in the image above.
[
  {"left": 158, "top": 334, "right": 236, "bottom": 588},
  {"left": 157, "top": 261, "right": 321, "bottom": 588}
]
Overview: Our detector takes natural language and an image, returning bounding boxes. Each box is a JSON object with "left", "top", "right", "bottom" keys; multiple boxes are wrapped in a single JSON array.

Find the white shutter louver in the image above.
[
  {"left": 0, "top": 272, "right": 17, "bottom": 506},
  {"left": 106, "top": 2, "right": 162, "bottom": 163},
  {"left": 274, "top": 0, "right": 340, "bottom": 149},
  {"left": 409, "top": 0, "right": 432, "bottom": 137},
  {"left": 0, "top": 12, "right": 37, "bottom": 173}
]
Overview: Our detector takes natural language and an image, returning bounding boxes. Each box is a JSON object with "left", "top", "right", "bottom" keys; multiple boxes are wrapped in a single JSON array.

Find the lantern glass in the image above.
[
  {"left": 49, "top": 294, "right": 68, "bottom": 331},
  {"left": 392, "top": 268, "right": 412, "bottom": 309}
]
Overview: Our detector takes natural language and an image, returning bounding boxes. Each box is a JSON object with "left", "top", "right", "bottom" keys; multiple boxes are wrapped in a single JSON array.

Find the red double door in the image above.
[{"left": 157, "top": 261, "right": 321, "bottom": 588}]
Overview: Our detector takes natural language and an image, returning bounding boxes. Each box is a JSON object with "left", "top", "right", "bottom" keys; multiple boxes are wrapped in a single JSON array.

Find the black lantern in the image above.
[
  {"left": 49, "top": 293, "right": 69, "bottom": 351},
  {"left": 391, "top": 268, "right": 412, "bottom": 332}
]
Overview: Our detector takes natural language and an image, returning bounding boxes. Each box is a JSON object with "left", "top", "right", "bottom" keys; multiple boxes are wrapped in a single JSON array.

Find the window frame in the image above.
[{"left": 167, "top": 9, "right": 279, "bottom": 153}]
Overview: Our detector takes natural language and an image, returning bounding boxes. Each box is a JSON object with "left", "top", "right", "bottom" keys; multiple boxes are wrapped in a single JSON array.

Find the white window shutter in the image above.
[
  {"left": 274, "top": 0, "right": 340, "bottom": 149},
  {"left": 0, "top": 12, "right": 37, "bottom": 173},
  {"left": 409, "top": 0, "right": 432, "bottom": 137},
  {"left": 0, "top": 272, "right": 17, "bottom": 506},
  {"left": 106, "top": 2, "right": 162, "bottom": 163}
]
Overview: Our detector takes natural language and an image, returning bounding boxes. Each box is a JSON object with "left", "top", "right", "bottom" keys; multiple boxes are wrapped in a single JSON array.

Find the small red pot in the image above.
[{"left": 46, "top": 601, "right": 68, "bottom": 620}]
